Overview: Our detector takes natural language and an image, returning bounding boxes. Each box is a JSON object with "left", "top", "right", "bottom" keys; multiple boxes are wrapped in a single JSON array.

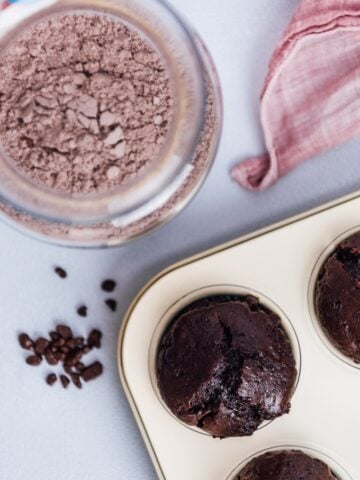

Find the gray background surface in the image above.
[{"left": 1, "top": 1, "right": 360, "bottom": 479}]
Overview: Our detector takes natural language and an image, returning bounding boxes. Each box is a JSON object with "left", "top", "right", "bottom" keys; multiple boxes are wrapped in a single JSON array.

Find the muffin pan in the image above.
[{"left": 118, "top": 191, "right": 360, "bottom": 480}]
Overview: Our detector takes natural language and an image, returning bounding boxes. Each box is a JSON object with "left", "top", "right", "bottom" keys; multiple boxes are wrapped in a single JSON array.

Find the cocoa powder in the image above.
[
  {"left": 0, "top": 13, "right": 173, "bottom": 193},
  {"left": 0, "top": 87, "right": 217, "bottom": 243}
]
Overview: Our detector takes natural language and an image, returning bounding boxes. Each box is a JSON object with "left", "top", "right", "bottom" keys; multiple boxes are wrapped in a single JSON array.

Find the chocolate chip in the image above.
[
  {"left": 66, "top": 337, "right": 83, "bottom": 349},
  {"left": 77, "top": 305, "right": 88, "bottom": 317},
  {"left": 20, "top": 322, "right": 103, "bottom": 389},
  {"left": 75, "top": 362, "right": 85, "bottom": 372},
  {"left": 74, "top": 349, "right": 84, "bottom": 363},
  {"left": 63, "top": 364, "right": 73, "bottom": 375},
  {"left": 81, "top": 361, "right": 103, "bottom": 382},
  {"left": 60, "top": 375, "right": 70, "bottom": 388},
  {"left": 66, "top": 339, "right": 76, "bottom": 349},
  {"left": 45, "top": 348, "right": 58, "bottom": 365},
  {"left": 65, "top": 348, "right": 83, "bottom": 367},
  {"left": 26, "top": 355, "right": 42, "bottom": 366},
  {"left": 18, "top": 333, "right": 34, "bottom": 350},
  {"left": 70, "top": 372, "right": 82, "bottom": 389},
  {"left": 49, "top": 331, "right": 60, "bottom": 341},
  {"left": 75, "top": 337, "right": 85, "bottom": 346},
  {"left": 34, "top": 337, "right": 49, "bottom": 355},
  {"left": 54, "top": 266, "right": 67, "bottom": 278},
  {"left": 105, "top": 299, "right": 117, "bottom": 312},
  {"left": 52, "top": 338, "right": 65, "bottom": 348},
  {"left": 46, "top": 373, "right": 57, "bottom": 386},
  {"left": 87, "top": 329, "right": 102, "bottom": 349},
  {"left": 101, "top": 279, "right": 116, "bottom": 292},
  {"left": 56, "top": 325, "right": 73, "bottom": 340},
  {"left": 54, "top": 351, "right": 65, "bottom": 362}
]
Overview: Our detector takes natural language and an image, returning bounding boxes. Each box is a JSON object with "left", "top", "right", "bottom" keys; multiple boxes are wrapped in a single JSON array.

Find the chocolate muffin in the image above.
[
  {"left": 236, "top": 450, "right": 338, "bottom": 480},
  {"left": 315, "top": 231, "right": 360, "bottom": 363},
  {"left": 156, "top": 295, "right": 297, "bottom": 437}
]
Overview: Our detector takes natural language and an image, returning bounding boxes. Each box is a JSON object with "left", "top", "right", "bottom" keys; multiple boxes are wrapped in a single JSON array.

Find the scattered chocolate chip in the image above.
[
  {"left": 77, "top": 305, "right": 88, "bottom": 317},
  {"left": 52, "top": 338, "right": 65, "bottom": 348},
  {"left": 105, "top": 298, "right": 117, "bottom": 312},
  {"left": 49, "top": 331, "right": 60, "bottom": 341},
  {"left": 66, "top": 337, "right": 83, "bottom": 349},
  {"left": 87, "top": 329, "right": 102, "bottom": 349},
  {"left": 54, "top": 266, "right": 67, "bottom": 279},
  {"left": 53, "top": 351, "right": 62, "bottom": 361},
  {"left": 60, "top": 375, "right": 70, "bottom": 389},
  {"left": 19, "top": 323, "right": 104, "bottom": 389},
  {"left": 56, "top": 325, "right": 73, "bottom": 340},
  {"left": 26, "top": 355, "right": 42, "bottom": 366},
  {"left": 66, "top": 338, "right": 76, "bottom": 349},
  {"left": 81, "top": 361, "right": 103, "bottom": 382},
  {"left": 34, "top": 337, "right": 49, "bottom": 355},
  {"left": 45, "top": 348, "right": 58, "bottom": 366},
  {"left": 101, "top": 279, "right": 116, "bottom": 292},
  {"left": 65, "top": 348, "right": 83, "bottom": 367},
  {"left": 46, "top": 373, "right": 57, "bottom": 386},
  {"left": 70, "top": 372, "right": 82, "bottom": 389},
  {"left": 63, "top": 364, "right": 73, "bottom": 375},
  {"left": 18, "top": 333, "right": 34, "bottom": 350},
  {"left": 75, "top": 362, "right": 85, "bottom": 373}
]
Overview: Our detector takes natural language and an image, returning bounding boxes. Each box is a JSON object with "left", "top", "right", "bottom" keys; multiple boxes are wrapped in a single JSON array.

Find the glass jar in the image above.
[{"left": 0, "top": 0, "right": 222, "bottom": 247}]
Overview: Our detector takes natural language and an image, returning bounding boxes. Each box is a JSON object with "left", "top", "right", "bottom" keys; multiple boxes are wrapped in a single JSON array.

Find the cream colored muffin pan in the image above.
[{"left": 118, "top": 192, "right": 360, "bottom": 480}]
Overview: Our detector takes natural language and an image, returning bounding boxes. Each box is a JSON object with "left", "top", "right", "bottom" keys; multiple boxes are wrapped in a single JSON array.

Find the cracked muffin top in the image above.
[
  {"left": 315, "top": 231, "right": 360, "bottom": 363},
  {"left": 236, "top": 449, "right": 338, "bottom": 480},
  {"left": 156, "top": 295, "right": 297, "bottom": 437}
]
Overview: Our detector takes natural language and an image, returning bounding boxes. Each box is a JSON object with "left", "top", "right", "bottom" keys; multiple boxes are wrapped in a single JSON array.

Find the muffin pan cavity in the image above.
[
  {"left": 118, "top": 192, "right": 360, "bottom": 480},
  {"left": 308, "top": 226, "right": 360, "bottom": 370},
  {"left": 149, "top": 285, "right": 301, "bottom": 437},
  {"left": 227, "top": 445, "right": 352, "bottom": 480}
]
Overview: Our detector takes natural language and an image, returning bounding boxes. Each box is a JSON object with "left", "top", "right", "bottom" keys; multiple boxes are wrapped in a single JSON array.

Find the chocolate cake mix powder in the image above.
[{"left": 0, "top": 13, "right": 173, "bottom": 194}]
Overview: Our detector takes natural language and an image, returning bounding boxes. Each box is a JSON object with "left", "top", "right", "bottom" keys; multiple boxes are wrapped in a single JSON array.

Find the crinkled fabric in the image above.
[
  {"left": 0, "top": 1, "right": 11, "bottom": 10},
  {"left": 232, "top": 0, "right": 360, "bottom": 190}
]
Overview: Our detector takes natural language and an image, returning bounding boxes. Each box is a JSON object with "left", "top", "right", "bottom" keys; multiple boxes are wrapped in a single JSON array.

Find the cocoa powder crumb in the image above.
[{"left": 0, "top": 13, "right": 173, "bottom": 194}]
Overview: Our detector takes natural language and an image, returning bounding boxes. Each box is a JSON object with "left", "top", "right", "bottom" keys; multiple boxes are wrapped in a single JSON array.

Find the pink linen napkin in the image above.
[{"left": 232, "top": 0, "right": 360, "bottom": 191}]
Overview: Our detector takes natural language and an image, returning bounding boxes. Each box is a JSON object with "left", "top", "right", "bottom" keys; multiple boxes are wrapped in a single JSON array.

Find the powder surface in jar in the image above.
[
  {"left": 0, "top": 13, "right": 173, "bottom": 194},
  {"left": 0, "top": 85, "right": 218, "bottom": 243}
]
